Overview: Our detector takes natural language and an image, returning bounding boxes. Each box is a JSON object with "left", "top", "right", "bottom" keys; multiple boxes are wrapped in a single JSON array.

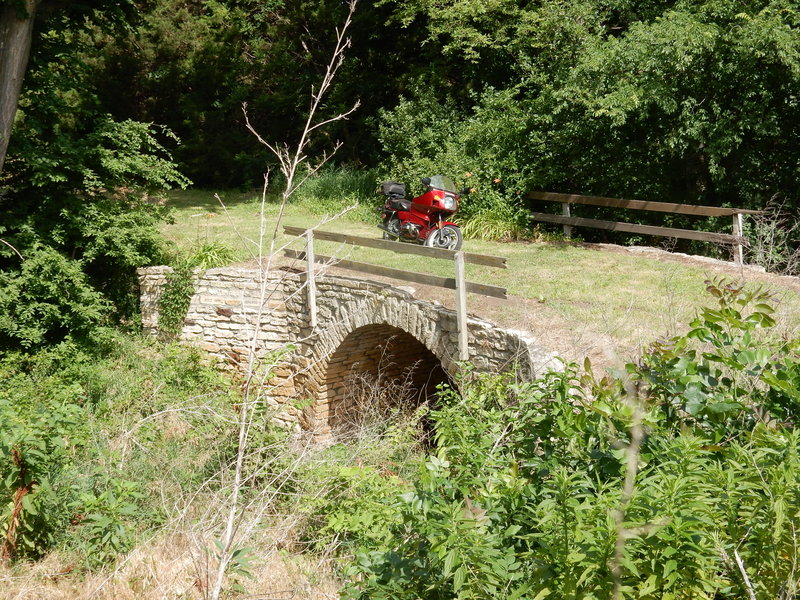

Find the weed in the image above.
[
  {"left": 157, "top": 264, "right": 195, "bottom": 339},
  {"left": 746, "top": 199, "right": 800, "bottom": 275},
  {"left": 190, "top": 241, "right": 238, "bottom": 270},
  {"left": 343, "top": 283, "right": 800, "bottom": 599},
  {"left": 73, "top": 479, "right": 145, "bottom": 568}
]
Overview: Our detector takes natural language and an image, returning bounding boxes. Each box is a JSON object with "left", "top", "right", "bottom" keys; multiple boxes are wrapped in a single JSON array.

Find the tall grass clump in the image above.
[
  {"left": 459, "top": 202, "right": 531, "bottom": 241},
  {"left": 287, "top": 167, "right": 379, "bottom": 222}
]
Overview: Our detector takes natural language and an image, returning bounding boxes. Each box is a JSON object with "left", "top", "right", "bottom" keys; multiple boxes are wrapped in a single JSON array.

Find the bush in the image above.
[
  {"left": 745, "top": 200, "right": 800, "bottom": 276},
  {"left": 378, "top": 87, "right": 537, "bottom": 240},
  {"left": 0, "top": 246, "right": 111, "bottom": 348},
  {"left": 0, "top": 122, "right": 187, "bottom": 349},
  {"left": 341, "top": 280, "right": 800, "bottom": 599}
]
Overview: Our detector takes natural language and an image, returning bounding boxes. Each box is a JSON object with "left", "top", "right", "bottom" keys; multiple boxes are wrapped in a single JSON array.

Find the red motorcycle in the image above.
[{"left": 378, "top": 175, "right": 467, "bottom": 250}]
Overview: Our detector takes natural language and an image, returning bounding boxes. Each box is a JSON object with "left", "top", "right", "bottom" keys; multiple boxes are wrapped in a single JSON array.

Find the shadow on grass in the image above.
[{"left": 166, "top": 189, "right": 280, "bottom": 212}]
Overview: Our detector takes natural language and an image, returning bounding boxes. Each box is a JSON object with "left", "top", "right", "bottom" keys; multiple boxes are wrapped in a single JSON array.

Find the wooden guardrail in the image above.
[
  {"left": 528, "top": 191, "right": 763, "bottom": 265},
  {"left": 283, "top": 226, "right": 508, "bottom": 360}
]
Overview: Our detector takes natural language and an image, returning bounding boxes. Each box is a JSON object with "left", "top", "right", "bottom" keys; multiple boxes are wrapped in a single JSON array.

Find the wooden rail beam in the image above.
[
  {"left": 530, "top": 212, "right": 746, "bottom": 246},
  {"left": 304, "top": 230, "right": 317, "bottom": 328},
  {"left": 283, "top": 249, "right": 507, "bottom": 299},
  {"left": 528, "top": 191, "right": 762, "bottom": 217},
  {"left": 283, "top": 226, "right": 507, "bottom": 269}
]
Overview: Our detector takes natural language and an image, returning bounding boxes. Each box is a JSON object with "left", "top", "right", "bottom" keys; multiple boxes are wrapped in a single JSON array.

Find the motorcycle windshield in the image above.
[{"left": 428, "top": 175, "right": 457, "bottom": 193}]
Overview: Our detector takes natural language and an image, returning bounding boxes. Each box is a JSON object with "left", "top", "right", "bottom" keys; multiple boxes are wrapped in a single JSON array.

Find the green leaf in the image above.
[
  {"left": 664, "top": 559, "right": 677, "bottom": 578},
  {"left": 21, "top": 492, "right": 38, "bottom": 516},
  {"left": 453, "top": 565, "right": 467, "bottom": 592},
  {"left": 639, "top": 574, "right": 657, "bottom": 596},
  {"left": 443, "top": 549, "right": 458, "bottom": 577}
]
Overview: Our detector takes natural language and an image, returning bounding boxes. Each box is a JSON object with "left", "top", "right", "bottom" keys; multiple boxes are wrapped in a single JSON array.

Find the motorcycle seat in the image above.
[{"left": 388, "top": 198, "right": 411, "bottom": 211}]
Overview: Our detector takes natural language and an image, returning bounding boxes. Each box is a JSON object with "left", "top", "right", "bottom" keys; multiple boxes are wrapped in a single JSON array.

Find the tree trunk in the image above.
[{"left": 0, "top": 0, "right": 40, "bottom": 175}]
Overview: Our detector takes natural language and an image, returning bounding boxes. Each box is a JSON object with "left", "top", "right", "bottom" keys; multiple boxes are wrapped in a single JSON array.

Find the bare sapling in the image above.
[
  {"left": 208, "top": 2, "right": 359, "bottom": 599},
  {"left": 243, "top": 0, "right": 360, "bottom": 271},
  {"left": 611, "top": 383, "right": 645, "bottom": 600},
  {"left": 746, "top": 197, "right": 800, "bottom": 276}
]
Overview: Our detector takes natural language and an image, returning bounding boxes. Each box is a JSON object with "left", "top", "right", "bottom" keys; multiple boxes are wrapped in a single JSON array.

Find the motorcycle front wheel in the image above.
[{"left": 424, "top": 224, "right": 463, "bottom": 251}]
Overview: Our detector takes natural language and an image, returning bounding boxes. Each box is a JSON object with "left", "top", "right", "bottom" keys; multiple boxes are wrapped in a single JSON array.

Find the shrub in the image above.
[
  {"left": 341, "top": 280, "right": 800, "bottom": 599},
  {"left": 378, "top": 87, "right": 537, "bottom": 240},
  {"left": 745, "top": 200, "right": 800, "bottom": 276},
  {"left": 0, "top": 246, "right": 111, "bottom": 348}
]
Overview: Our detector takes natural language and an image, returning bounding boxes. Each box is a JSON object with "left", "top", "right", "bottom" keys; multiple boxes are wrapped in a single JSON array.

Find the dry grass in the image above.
[{"left": 0, "top": 529, "right": 340, "bottom": 600}]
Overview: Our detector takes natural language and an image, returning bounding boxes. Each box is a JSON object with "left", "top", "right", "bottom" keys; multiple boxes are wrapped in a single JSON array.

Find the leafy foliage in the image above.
[
  {"left": 73, "top": 478, "right": 145, "bottom": 567},
  {"left": 633, "top": 277, "right": 800, "bottom": 432},
  {"left": 339, "top": 281, "right": 800, "bottom": 599},
  {"left": 374, "top": 0, "right": 800, "bottom": 249},
  {"left": 157, "top": 264, "right": 195, "bottom": 339},
  {"left": 0, "top": 337, "right": 239, "bottom": 565},
  {"left": 0, "top": 6, "right": 189, "bottom": 349},
  {"left": 93, "top": 0, "right": 428, "bottom": 185},
  {"left": 0, "top": 246, "right": 111, "bottom": 348},
  {"left": 378, "top": 87, "right": 534, "bottom": 238}
]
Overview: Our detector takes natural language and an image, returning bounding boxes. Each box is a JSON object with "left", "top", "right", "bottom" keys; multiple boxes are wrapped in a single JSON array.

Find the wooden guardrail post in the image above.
[
  {"left": 561, "top": 202, "right": 572, "bottom": 238},
  {"left": 305, "top": 229, "right": 317, "bottom": 328},
  {"left": 454, "top": 251, "right": 469, "bottom": 361},
  {"left": 732, "top": 213, "right": 744, "bottom": 266}
]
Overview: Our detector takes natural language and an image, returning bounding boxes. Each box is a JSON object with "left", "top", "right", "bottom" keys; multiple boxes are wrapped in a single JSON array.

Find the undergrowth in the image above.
[
  {"left": 0, "top": 335, "right": 239, "bottom": 568},
  {"left": 312, "top": 279, "right": 800, "bottom": 600}
]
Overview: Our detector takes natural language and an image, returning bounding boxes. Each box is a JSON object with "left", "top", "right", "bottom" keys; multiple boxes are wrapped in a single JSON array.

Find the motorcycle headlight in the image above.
[{"left": 442, "top": 195, "right": 457, "bottom": 210}]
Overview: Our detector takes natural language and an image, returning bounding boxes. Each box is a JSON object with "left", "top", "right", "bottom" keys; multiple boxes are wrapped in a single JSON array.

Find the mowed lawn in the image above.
[{"left": 161, "top": 189, "right": 800, "bottom": 363}]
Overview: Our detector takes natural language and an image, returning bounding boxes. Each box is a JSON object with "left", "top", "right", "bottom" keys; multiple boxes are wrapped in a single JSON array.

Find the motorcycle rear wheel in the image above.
[
  {"left": 424, "top": 224, "right": 462, "bottom": 251},
  {"left": 382, "top": 215, "right": 401, "bottom": 240}
]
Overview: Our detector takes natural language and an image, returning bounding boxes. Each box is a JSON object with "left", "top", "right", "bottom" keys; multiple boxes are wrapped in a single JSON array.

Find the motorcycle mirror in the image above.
[
  {"left": 460, "top": 187, "right": 471, "bottom": 196},
  {"left": 421, "top": 177, "right": 431, "bottom": 186}
]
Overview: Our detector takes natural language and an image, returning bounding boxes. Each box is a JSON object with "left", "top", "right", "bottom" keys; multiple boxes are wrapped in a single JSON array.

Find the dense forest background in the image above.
[{"left": 5, "top": 0, "right": 800, "bottom": 195}]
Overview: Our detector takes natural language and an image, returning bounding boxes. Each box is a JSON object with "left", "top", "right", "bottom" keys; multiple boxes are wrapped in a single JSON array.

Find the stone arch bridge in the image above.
[{"left": 138, "top": 266, "right": 558, "bottom": 437}]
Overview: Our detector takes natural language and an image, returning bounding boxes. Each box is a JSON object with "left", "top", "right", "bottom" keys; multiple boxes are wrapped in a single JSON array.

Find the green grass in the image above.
[{"left": 160, "top": 187, "right": 800, "bottom": 362}]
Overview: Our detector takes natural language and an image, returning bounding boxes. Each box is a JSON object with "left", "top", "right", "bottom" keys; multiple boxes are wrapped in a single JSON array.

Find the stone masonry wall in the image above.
[{"left": 138, "top": 266, "right": 560, "bottom": 435}]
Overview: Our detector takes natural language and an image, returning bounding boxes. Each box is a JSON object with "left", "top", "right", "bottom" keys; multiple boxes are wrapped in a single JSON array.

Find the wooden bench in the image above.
[{"left": 528, "top": 191, "right": 762, "bottom": 265}]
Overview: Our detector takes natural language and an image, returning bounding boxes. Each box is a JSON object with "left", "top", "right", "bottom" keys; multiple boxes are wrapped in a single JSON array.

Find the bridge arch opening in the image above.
[{"left": 322, "top": 324, "right": 453, "bottom": 433}]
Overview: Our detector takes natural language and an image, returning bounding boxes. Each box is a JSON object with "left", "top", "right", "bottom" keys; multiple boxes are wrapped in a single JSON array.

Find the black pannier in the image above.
[{"left": 380, "top": 181, "right": 406, "bottom": 198}]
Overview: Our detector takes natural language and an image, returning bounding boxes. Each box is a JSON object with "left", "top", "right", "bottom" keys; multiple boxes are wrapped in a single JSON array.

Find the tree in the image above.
[
  {"left": 376, "top": 0, "right": 800, "bottom": 250},
  {"left": 0, "top": 0, "right": 188, "bottom": 350},
  {"left": 0, "top": 0, "right": 40, "bottom": 174},
  {"left": 0, "top": 0, "right": 136, "bottom": 175}
]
